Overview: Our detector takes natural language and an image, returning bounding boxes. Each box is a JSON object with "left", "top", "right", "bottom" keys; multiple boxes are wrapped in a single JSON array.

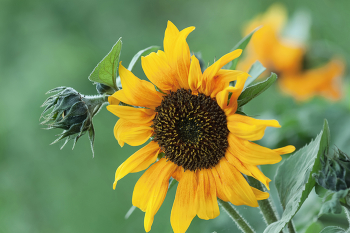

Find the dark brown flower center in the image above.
[{"left": 152, "top": 89, "right": 229, "bottom": 171}]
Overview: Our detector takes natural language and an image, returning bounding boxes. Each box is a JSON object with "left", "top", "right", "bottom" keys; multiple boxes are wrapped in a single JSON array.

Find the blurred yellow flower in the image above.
[
  {"left": 239, "top": 4, "right": 345, "bottom": 101},
  {"left": 107, "top": 21, "right": 295, "bottom": 233}
]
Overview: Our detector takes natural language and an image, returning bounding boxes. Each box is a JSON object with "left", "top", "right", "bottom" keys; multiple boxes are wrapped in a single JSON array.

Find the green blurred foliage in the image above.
[{"left": 1, "top": 0, "right": 350, "bottom": 232}]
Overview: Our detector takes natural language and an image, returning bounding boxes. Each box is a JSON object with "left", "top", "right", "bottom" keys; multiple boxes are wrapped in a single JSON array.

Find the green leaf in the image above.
[
  {"left": 244, "top": 60, "right": 266, "bottom": 89},
  {"left": 305, "top": 221, "right": 323, "bottom": 233},
  {"left": 238, "top": 72, "right": 277, "bottom": 108},
  {"left": 320, "top": 226, "right": 346, "bottom": 233},
  {"left": 226, "top": 26, "right": 261, "bottom": 70},
  {"left": 127, "top": 46, "right": 159, "bottom": 71},
  {"left": 263, "top": 120, "right": 330, "bottom": 233},
  {"left": 88, "top": 38, "right": 122, "bottom": 90}
]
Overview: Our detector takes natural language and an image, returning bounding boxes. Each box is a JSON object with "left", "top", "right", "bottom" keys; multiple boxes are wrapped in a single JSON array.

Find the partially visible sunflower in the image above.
[
  {"left": 107, "top": 21, "right": 295, "bottom": 233},
  {"left": 239, "top": 4, "right": 345, "bottom": 101},
  {"left": 239, "top": 4, "right": 305, "bottom": 75}
]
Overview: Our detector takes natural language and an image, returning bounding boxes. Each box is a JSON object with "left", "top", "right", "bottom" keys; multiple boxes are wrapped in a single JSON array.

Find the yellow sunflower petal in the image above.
[
  {"left": 163, "top": 21, "right": 195, "bottom": 90},
  {"left": 196, "top": 170, "right": 220, "bottom": 220},
  {"left": 113, "top": 119, "right": 153, "bottom": 147},
  {"left": 225, "top": 149, "right": 271, "bottom": 189},
  {"left": 251, "top": 187, "right": 270, "bottom": 200},
  {"left": 141, "top": 50, "right": 179, "bottom": 92},
  {"left": 164, "top": 21, "right": 180, "bottom": 60},
  {"left": 211, "top": 167, "right": 229, "bottom": 202},
  {"left": 108, "top": 94, "right": 120, "bottom": 105},
  {"left": 210, "top": 69, "right": 243, "bottom": 98},
  {"left": 227, "top": 133, "right": 284, "bottom": 165},
  {"left": 107, "top": 105, "right": 155, "bottom": 125},
  {"left": 188, "top": 55, "right": 203, "bottom": 93},
  {"left": 116, "top": 63, "right": 163, "bottom": 108},
  {"left": 113, "top": 141, "right": 160, "bottom": 189},
  {"left": 132, "top": 158, "right": 177, "bottom": 232},
  {"left": 216, "top": 158, "right": 258, "bottom": 207},
  {"left": 273, "top": 145, "right": 295, "bottom": 154},
  {"left": 202, "top": 49, "right": 242, "bottom": 95},
  {"left": 171, "top": 170, "right": 198, "bottom": 233},
  {"left": 216, "top": 73, "right": 249, "bottom": 115},
  {"left": 227, "top": 114, "right": 280, "bottom": 141}
]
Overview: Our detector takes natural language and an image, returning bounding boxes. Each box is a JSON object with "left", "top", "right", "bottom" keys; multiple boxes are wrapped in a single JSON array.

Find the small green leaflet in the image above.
[
  {"left": 88, "top": 38, "right": 122, "bottom": 90},
  {"left": 237, "top": 72, "right": 277, "bottom": 108},
  {"left": 226, "top": 26, "right": 261, "bottom": 70},
  {"left": 319, "top": 189, "right": 350, "bottom": 215},
  {"left": 244, "top": 60, "right": 266, "bottom": 89},
  {"left": 263, "top": 120, "right": 330, "bottom": 233}
]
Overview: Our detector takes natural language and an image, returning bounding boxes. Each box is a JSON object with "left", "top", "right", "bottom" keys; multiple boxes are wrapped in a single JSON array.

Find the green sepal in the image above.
[
  {"left": 88, "top": 38, "right": 122, "bottom": 90},
  {"left": 319, "top": 188, "right": 349, "bottom": 215},
  {"left": 225, "top": 26, "right": 261, "bottom": 70},
  {"left": 238, "top": 72, "right": 277, "bottom": 108},
  {"left": 263, "top": 120, "right": 330, "bottom": 233}
]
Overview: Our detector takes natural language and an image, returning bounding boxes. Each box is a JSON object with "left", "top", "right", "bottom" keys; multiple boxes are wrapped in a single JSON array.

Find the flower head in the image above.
[
  {"left": 239, "top": 4, "right": 345, "bottom": 101},
  {"left": 107, "top": 21, "right": 295, "bottom": 233},
  {"left": 40, "top": 86, "right": 107, "bottom": 154}
]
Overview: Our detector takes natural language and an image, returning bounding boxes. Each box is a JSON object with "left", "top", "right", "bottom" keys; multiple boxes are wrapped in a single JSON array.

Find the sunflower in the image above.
[
  {"left": 278, "top": 58, "right": 344, "bottom": 101},
  {"left": 107, "top": 21, "right": 295, "bottom": 233},
  {"left": 238, "top": 4, "right": 305, "bottom": 75},
  {"left": 238, "top": 4, "right": 345, "bottom": 101}
]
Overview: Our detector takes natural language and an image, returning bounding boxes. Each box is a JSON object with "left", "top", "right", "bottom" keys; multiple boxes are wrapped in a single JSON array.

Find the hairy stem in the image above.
[
  {"left": 247, "top": 176, "right": 279, "bottom": 225},
  {"left": 218, "top": 199, "right": 255, "bottom": 233}
]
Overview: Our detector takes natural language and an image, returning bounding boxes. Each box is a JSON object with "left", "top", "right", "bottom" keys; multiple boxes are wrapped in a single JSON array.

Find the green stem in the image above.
[
  {"left": 247, "top": 176, "right": 279, "bottom": 225},
  {"left": 218, "top": 199, "right": 255, "bottom": 233},
  {"left": 288, "top": 221, "right": 296, "bottom": 233},
  {"left": 84, "top": 94, "right": 109, "bottom": 115}
]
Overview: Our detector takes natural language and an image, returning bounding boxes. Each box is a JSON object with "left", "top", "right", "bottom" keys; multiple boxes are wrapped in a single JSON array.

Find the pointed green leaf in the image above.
[
  {"left": 226, "top": 26, "right": 261, "bottom": 70},
  {"left": 88, "top": 38, "right": 122, "bottom": 90},
  {"left": 320, "top": 226, "right": 346, "bottom": 233},
  {"left": 238, "top": 72, "right": 277, "bottom": 108},
  {"left": 127, "top": 46, "right": 159, "bottom": 71},
  {"left": 263, "top": 120, "right": 330, "bottom": 233},
  {"left": 244, "top": 60, "right": 266, "bottom": 89}
]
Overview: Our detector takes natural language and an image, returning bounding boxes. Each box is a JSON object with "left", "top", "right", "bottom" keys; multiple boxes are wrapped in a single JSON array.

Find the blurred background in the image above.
[{"left": 1, "top": 0, "right": 350, "bottom": 232}]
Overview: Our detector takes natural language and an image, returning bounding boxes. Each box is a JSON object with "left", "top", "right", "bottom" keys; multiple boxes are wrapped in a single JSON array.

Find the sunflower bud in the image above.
[
  {"left": 40, "top": 86, "right": 108, "bottom": 156},
  {"left": 314, "top": 148, "right": 350, "bottom": 192}
]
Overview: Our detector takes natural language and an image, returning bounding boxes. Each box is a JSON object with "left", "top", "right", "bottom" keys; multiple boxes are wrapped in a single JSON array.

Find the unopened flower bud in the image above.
[
  {"left": 40, "top": 86, "right": 108, "bottom": 156},
  {"left": 314, "top": 148, "right": 350, "bottom": 191}
]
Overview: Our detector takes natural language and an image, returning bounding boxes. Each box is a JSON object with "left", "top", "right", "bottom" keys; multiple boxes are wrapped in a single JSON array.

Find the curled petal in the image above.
[
  {"left": 216, "top": 73, "right": 249, "bottom": 115},
  {"left": 227, "top": 114, "right": 280, "bottom": 141},
  {"left": 113, "top": 119, "right": 153, "bottom": 147},
  {"left": 202, "top": 49, "right": 242, "bottom": 95}
]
